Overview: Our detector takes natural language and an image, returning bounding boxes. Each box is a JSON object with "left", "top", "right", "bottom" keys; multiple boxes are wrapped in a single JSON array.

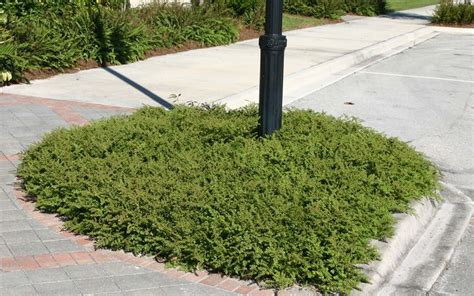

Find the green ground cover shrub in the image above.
[
  {"left": 0, "top": 1, "right": 238, "bottom": 84},
  {"left": 432, "top": 0, "right": 474, "bottom": 25},
  {"left": 18, "top": 105, "right": 439, "bottom": 293}
]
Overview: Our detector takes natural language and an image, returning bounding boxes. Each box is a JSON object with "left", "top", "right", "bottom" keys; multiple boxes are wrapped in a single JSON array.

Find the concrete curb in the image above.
[
  {"left": 352, "top": 182, "right": 473, "bottom": 295},
  {"left": 377, "top": 182, "right": 473, "bottom": 295},
  {"left": 217, "top": 27, "right": 438, "bottom": 109},
  {"left": 352, "top": 198, "right": 441, "bottom": 295}
]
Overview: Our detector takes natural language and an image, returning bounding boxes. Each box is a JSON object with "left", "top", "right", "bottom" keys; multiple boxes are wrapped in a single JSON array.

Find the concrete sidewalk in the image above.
[{"left": 2, "top": 6, "right": 461, "bottom": 109}]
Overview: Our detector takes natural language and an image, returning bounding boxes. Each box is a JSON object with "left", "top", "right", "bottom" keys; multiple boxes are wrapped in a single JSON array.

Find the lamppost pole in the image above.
[{"left": 258, "top": 0, "right": 287, "bottom": 137}]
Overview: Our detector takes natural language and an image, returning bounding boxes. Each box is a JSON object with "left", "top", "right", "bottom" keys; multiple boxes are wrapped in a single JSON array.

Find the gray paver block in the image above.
[
  {"left": 122, "top": 288, "right": 165, "bottom": 296},
  {"left": 113, "top": 273, "right": 162, "bottom": 291},
  {"left": 0, "top": 161, "right": 16, "bottom": 175},
  {"left": 8, "top": 241, "right": 49, "bottom": 257},
  {"left": 0, "top": 120, "right": 26, "bottom": 129},
  {"left": 74, "top": 277, "right": 121, "bottom": 294},
  {"left": 101, "top": 262, "right": 151, "bottom": 276},
  {"left": 0, "top": 186, "right": 15, "bottom": 199},
  {"left": 0, "top": 244, "right": 12, "bottom": 257},
  {"left": 7, "top": 159, "right": 19, "bottom": 169},
  {"left": 44, "top": 239, "right": 84, "bottom": 253},
  {"left": 145, "top": 271, "right": 190, "bottom": 287},
  {"left": 97, "top": 292, "right": 125, "bottom": 296},
  {"left": 0, "top": 142, "right": 24, "bottom": 155},
  {"left": 1, "top": 230, "right": 40, "bottom": 244},
  {"left": 114, "top": 272, "right": 189, "bottom": 291},
  {"left": 8, "top": 126, "right": 40, "bottom": 138},
  {"left": 0, "top": 210, "right": 27, "bottom": 222},
  {"left": 0, "top": 220, "right": 33, "bottom": 233},
  {"left": 63, "top": 264, "right": 108, "bottom": 280},
  {"left": 0, "top": 174, "right": 17, "bottom": 185},
  {"left": 16, "top": 136, "right": 41, "bottom": 147},
  {"left": 25, "top": 105, "right": 56, "bottom": 115},
  {"left": 161, "top": 284, "right": 211, "bottom": 296},
  {"left": 34, "top": 229, "right": 65, "bottom": 241},
  {"left": 27, "top": 219, "right": 48, "bottom": 230},
  {"left": 194, "top": 283, "right": 238, "bottom": 296},
  {"left": 0, "top": 271, "right": 29, "bottom": 288},
  {"left": 0, "top": 133, "right": 15, "bottom": 142},
  {"left": 30, "top": 107, "right": 57, "bottom": 116},
  {"left": 25, "top": 267, "right": 70, "bottom": 284},
  {"left": 1, "top": 284, "right": 39, "bottom": 296},
  {"left": 34, "top": 280, "right": 80, "bottom": 295},
  {"left": 0, "top": 200, "right": 19, "bottom": 211}
]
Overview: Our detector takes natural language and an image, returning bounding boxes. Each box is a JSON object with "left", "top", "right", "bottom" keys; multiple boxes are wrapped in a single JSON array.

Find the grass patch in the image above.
[
  {"left": 18, "top": 106, "right": 439, "bottom": 293},
  {"left": 386, "top": 0, "right": 440, "bottom": 11},
  {"left": 282, "top": 14, "right": 326, "bottom": 31}
]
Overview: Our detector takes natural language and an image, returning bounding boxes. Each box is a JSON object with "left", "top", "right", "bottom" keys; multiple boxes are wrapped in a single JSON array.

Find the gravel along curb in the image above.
[
  {"left": 353, "top": 182, "right": 473, "bottom": 295},
  {"left": 219, "top": 27, "right": 438, "bottom": 109}
]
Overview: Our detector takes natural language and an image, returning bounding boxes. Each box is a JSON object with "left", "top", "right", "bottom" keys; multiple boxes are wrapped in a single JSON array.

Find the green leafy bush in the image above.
[
  {"left": 284, "top": 0, "right": 345, "bottom": 18},
  {"left": 344, "top": 0, "right": 386, "bottom": 15},
  {"left": 283, "top": 0, "right": 385, "bottom": 18},
  {"left": 432, "top": 0, "right": 474, "bottom": 25},
  {"left": 0, "top": 10, "right": 25, "bottom": 85},
  {"left": 7, "top": 12, "right": 85, "bottom": 71},
  {"left": 19, "top": 106, "right": 439, "bottom": 293},
  {"left": 1, "top": 2, "right": 240, "bottom": 83},
  {"left": 183, "top": 19, "right": 239, "bottom": 46},
  {"left": 89, "top": 8, "right": 152, "bottom": 65},
  {"left": 205, "top": 0, "right": 266, "bottom": 29}
]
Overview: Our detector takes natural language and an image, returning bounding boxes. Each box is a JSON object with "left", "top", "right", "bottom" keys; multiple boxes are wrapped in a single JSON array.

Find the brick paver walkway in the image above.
[{"left": 0, "top": 94, "right": 273, "bottom": 296}]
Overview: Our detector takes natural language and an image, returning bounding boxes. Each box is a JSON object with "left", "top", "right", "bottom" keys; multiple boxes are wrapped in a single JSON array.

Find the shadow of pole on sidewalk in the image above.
[{"left": 102, "top": 67, "right": 174, "bottom": 110}]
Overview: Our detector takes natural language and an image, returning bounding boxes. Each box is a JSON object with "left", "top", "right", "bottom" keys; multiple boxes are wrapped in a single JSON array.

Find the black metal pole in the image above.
[{"left": 258, "top": 0, "right": 287, "bottom": 137}]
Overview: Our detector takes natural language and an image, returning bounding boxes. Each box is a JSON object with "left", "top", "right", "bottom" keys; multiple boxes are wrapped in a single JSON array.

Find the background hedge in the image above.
[
  {"left": 432, "top": 0, "right": 474, "bottom": 25},
  {"left": 0, "top": 1, "right": 238, "bottom": 84}
]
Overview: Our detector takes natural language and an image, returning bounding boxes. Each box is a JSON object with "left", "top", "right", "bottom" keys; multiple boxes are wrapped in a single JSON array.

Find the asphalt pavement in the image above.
[{"left": 290, "top": 33, "right": 473, "bottom": 295}]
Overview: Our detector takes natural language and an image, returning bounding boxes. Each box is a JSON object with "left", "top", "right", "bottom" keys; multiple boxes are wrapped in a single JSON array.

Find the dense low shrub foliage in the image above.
[
  {"left": 0, "top": 1, "right": 238, "bottom": 84},
  {"left": 432, "top": 0, "right": 474, "bottom": 25},
  {"left": 19, "top": 106, "right": 439, "bottom": 293}
]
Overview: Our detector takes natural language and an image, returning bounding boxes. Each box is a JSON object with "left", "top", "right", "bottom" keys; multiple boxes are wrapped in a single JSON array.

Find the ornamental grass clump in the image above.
[{"left": 18, "top": 105, "right": 439, "bottom": 293}]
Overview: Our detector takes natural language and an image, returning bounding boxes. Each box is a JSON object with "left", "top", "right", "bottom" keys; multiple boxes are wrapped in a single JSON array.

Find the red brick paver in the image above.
[
  {"left": 34, "top": 254, "right": 59, "bottom": 268},
  {"left": 16, "top": 256, "right": 40, "bottom": 270},
  {"left": 0, "top": 257, "right": 20, "bottom": 272},
  {"left": 52, "top": 253, "right": 77, "bottom": 267}
]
